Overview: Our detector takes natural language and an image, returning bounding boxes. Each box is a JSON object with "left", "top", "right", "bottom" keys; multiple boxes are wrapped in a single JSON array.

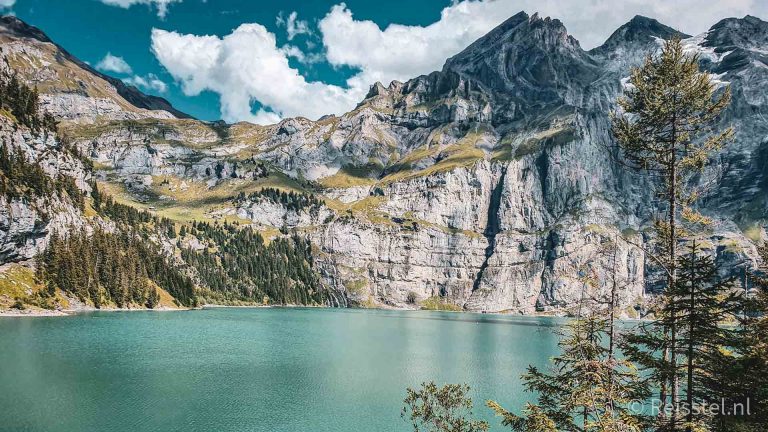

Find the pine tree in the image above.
[
  {"left": 611, "top": 37, "right": 733, "bottom": 429},
  {"left": 91, "top": 181, "right": 102, "bottom": 210},
  {"left": 402, "top": 382, "right": 489, "bottom": 432},
  {"left": 718, "top": 243, "right": 768, "bottom": 431},
  {"left": 671, "top": 241, "right": 741, "bottom": 431},
  {"left": 489, "top": 308, "right": 648, "bottom": 432},
  {"left": 167, "top": 222, "right": 176, "bottom": 239}
]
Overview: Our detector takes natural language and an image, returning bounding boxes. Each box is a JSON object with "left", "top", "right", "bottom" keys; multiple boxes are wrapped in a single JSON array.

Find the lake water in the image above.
[{"left": 0, "top": 308, "right": 563, "bottom": 432}]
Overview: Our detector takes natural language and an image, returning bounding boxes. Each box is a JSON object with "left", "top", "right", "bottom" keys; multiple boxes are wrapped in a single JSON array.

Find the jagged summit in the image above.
[
  {"left": 444, "top": 11, "right": 588, "bottom": 74},
  {"left": 0, "top": 15, "right": 190, "bottom": 120},
  {"left": 591, "top": 15, "right": 688, "bottom": 55},
  {"left": 704, "top": 14, "right": 768, "bottom": 50},
  {"left": 440, "top": 11, "right": 599, "bottom": 123},
  {"left": 696, "top": 15, "right": 768, "bottom": 74}
]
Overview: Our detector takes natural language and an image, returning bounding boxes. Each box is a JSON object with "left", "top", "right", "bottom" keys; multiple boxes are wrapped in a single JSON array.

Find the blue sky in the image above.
[{"left": 4, "top": 0, "right": 767, "bottom": 123}]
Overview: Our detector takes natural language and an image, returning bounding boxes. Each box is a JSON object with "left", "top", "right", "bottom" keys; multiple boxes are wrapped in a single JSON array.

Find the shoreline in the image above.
[
  {"left": 0, "top": 303, "right": 646, "bottom": 320},
  {"left": 0, "top": 305, "right": 188, "bottom": 317}
]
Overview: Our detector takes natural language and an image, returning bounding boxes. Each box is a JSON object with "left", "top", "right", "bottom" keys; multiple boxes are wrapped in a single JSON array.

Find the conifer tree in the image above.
[
  {"left": 670, "top": 241, "right": 741, "bottom": 431},
  {"left": 91, "top": 181, "right": 102, "bottom": 210},
  {"left": 402, "top": 382, "right": 488, "bottom": 432},
  {"left": 611, "top": 37, "right": 733, "bottom": 428},
  {"left": 488, "top": 307, "right": 648, "bottom": 432},
  {"left": 716, "top": 243, "right": 768, "bottom": 431}
]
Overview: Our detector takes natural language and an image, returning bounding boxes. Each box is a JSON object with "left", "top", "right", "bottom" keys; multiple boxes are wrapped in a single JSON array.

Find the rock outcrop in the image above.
[{"left": 0, "top": 117, "right": 90, "bottom": 262}]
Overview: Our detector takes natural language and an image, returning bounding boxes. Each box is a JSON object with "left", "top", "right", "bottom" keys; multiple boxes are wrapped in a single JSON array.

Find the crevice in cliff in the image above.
[{"left": 472, "top": 166, "right": 507, "bottom": 291}]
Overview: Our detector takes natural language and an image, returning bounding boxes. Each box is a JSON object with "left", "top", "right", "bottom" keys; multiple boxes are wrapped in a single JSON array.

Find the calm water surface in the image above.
[{"left": 0, "top": 308, "right": 562, "bottom": 432}]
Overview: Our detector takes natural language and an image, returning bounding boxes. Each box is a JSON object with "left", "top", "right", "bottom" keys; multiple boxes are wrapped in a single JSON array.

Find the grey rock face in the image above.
[
  {"left": 0, "top": 117, "right": 90, "bottom": 263},
  {"left": 233, "top": 198, "right": 333, "bottom": 229}
]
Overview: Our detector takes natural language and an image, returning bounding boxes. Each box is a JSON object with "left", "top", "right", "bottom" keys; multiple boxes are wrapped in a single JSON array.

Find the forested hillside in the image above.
[{"left": 0, "top": 67, "right": 328, "bottom": 312}]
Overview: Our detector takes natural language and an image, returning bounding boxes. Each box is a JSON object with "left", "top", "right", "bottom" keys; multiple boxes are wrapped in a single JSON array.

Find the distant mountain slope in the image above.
[
  {"left": 1, "top": 12, "right": 765, "bottom": 314},
  {"left": 0, "top": 15, "right": 190, "bottom": 122}
]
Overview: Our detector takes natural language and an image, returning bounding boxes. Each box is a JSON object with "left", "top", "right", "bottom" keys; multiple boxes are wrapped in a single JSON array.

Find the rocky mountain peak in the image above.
[
  {"left": 592, "top": 15, "right": 688, "bottom": 55},
  {"left": 704, "top": 15, "right": 768, "bottom": 51},
  {"left": 697, "top": 15, "right": 768, "bottom": 74},
  {"left": 443, "top": 11, "right": 584, "bottom": 76},
  {"left": 441, "top": 11, "right": 598, "bottom": 122}
]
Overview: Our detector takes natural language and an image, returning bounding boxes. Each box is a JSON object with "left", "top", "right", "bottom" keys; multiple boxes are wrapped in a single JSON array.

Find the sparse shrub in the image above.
[{"left": 406, "top": 291, "right": 417, "bottom": 304}]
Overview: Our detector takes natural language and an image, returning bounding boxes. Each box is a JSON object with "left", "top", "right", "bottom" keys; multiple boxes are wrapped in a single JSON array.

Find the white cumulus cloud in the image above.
[
  {"left": 0, "top": 0, "right": 15, "bottom": 8},
  {"left": 319, "top": 2, "right": 515, "bottom": 92},
  {"left": 276, "top": 11, "right": 312, "bottom": 41},
  {"left": 151, "top": 24, "right": 361, "bottom": 125},
  {"left": 123, "top": 73, "right": 168, "bottom": 93},
  {"left": 281, "top": 44, "right": 323, "bottom": 65},
  {"left": 99, "top": 0, "right": 182, "bottom": 18},
  {"left": 96, "top": 52, "right": 133, "bottom": 74}
]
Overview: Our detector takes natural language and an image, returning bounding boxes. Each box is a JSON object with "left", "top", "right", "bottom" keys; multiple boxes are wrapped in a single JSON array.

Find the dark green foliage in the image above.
[
  {"left": 621, "top": 242, "right": 747, "bottom": 432},
  {"left": 0, "top": 63, "right": 57, "bottom": 134},
  {"left": 233, "top": 188, "right": 323, "bottom": 213},
  {"left": 667, "top": 241, "right": 742, "bottom": 430},
  {"left": 11, "top": 297, "right": 25, "bottom": 310},
  {"left": 718, "top": 245, "right": 768, "bottom": 432},
  {"left": 402, "top": 382, "right": 489, "bottom": 432},
  {"left": 406, "top": 291, "right": 417, "bottom": 304},
  {"left": 99, "top": 195, "right": 155, "bottom": 225},
  {"left": 73, "top": 195, "right": 325, "bottom": 307},
  {"left": 183, "top": 220, "right": 325, "bottom": 305},
  {"left": 492, "top": 309, "right": 648, "bottom": 432},
  {"left": 91, "top": 180, "right": 102, "bottom": 210},
  {"left": 612, "top": 37, "right": 734, "bottom": 427},
  {"left": 167, "top": 222, "right": 176, "bottom": 239},
  {"left": 37, "top": 227, "right": 195, "bottom": 308},
  {"left": 0, "top": 142, "right": 83, "bottom": 210},
  {"left": 0, "top": 143, "right": 49, "bottom": 199},
  {"left": 56, "top": 175, "right": 84, "bottom": 211}
]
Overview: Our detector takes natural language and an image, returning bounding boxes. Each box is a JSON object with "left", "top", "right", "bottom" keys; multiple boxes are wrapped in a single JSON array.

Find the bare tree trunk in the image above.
[
  {"left": 609, "top": 235, "right": 618, "bottom": 360},
  {"left": 686, "top": 241, "right": 696, "bottom": 432},
  {"left": 669, "top": 118, "right": 679, "bottom": 432},
  {"left": 608, "top": 236, "right": 618, "bottom": 415}
]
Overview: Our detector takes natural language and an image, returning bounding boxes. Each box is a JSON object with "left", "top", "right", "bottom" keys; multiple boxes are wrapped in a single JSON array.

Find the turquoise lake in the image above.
[{"left": 0, "top": 308, "right": 563, "bottom": 432}]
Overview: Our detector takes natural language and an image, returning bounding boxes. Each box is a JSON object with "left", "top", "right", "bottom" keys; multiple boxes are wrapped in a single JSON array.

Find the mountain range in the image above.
[{"left": 0, "top": 12, "right": 765, "bottom": 314}]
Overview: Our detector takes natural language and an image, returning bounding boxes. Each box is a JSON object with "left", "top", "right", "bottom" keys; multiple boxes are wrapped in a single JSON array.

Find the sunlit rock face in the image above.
[{"left": 2, "top": 13, "right": 765, "bottom": 313}]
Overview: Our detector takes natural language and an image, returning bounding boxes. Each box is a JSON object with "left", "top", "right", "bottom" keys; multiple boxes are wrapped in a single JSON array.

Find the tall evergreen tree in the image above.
[
  {"left": 717, "top": 243, "right": 768, "bottom": 431},
  {"left": 488, "top": 306, "right": 648, "bottom": 432},
  {"left": 611, "top": 37, "right": 733, "bottom": 428},
  {"left": 670, "top": 241, "right": 742, "bottom": 431}
]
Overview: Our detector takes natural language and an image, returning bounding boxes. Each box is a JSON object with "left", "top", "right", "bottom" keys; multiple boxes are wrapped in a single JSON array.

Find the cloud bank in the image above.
[
  {"left": 99, "top": 0, "right": 182, "bottom": 18},
  {"left": 96, "top": 53, "right": 133, "bottom": 74},
  {"left": 123, "top": 74, "right": 168, "bottom": 93},
  {"left": 151, "top": 24, "right": 360, "bottom": 124},
  {"left": 150, "top": 0, "right": 768, "bottom": 124}
]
